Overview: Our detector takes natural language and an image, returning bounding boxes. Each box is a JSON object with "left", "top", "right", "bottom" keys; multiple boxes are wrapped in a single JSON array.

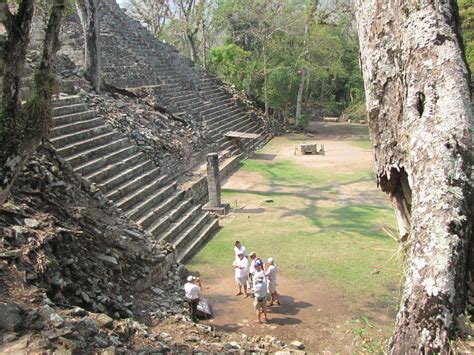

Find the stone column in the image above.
[{"left": 206, "top": 153, "right": 221, "bottom": 207}]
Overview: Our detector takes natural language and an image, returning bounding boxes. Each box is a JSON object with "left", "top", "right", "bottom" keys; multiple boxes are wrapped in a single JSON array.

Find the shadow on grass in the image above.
[
  {"left": 271, "top": 295, "right": 312, "bottom": 317},
  {"left": 223, "top": 184, "right": 393, "bottom": 241},
  {"left": 252, "top": 153, "right": 277, "bottom": 161},
  {"left": 232, "top": 207, "right": 266, "bottom": 214}
]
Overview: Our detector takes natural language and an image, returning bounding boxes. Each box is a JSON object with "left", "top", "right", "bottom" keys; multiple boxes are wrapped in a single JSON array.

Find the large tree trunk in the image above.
[
  {"left": 0, "top": 0, "right": 36, "bottom": 206},
  {"left": 263, "top": 47, "right": 269, "bottom": 118},
  {"left": 76, "top": 0, "right": 101, "bottom": 92},
  {"left": 184, "top": 32, "right": 197, "bottom": 62},
  {"left": 296, "top": 1, "right": 317, "bottom": 125},
  {"left": 354, "top": 1, "right": 472, "bottom": 352},
  {"left": 295, "top": 69, "right": 306, "bottom": 124}
]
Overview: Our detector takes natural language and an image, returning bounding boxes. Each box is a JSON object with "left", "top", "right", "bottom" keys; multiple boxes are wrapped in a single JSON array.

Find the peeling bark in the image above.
[
  {"left": 354, "top": 0, "right": 472, "bottom": 352},
  {"left": 76, "top": 0, "right": 101, "bottom": 92}
]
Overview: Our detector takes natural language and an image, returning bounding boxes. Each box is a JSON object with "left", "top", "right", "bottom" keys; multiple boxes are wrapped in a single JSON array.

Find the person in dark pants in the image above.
[{"left": 184, "top": 275, "right": 201, "bottom": 322}]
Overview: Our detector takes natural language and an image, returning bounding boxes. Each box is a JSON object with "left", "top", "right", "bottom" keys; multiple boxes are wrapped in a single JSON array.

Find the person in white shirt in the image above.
[
  {"left": 265, "top": 257, "right": 281, "bottom": 306},
  {"left": 253, "top": 276, "right": 269, "bottom": 324},
  {"left": 254, "top": 259, "right": 265, "bottom": 280},
  {"left": 184, "top": 275, "right": 201, "bottom": 322},
  {"left": 234, "top": 241, "right": 248, "bottom": 259},
  {"left": 233, "top": 252, "right": 249, "bottom": 297}
]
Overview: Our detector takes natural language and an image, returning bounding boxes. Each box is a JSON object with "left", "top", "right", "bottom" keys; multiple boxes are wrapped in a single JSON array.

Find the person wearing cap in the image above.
[
  {"left": 184, "top": 275, "right": 201, "bottom": 322},
  {"left": 254, "top": 258, "right": 265, "bottom": 280},
  {"left": 265, "top": 257, "right": 281, "bottom": 306},
  {"left": 253, "top": 275, "right": 269, "bottom": 324},
  {"left": 233, "top": 251, "right": 249, "bottom": 297},
  {"left": 234, "top": 241, "right": 248, "bottom": 260}
]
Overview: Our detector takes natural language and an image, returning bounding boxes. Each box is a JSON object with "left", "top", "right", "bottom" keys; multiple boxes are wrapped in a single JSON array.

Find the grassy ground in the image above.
[{"left": 188, "top": 130, "right": 402, "bottom": 349}]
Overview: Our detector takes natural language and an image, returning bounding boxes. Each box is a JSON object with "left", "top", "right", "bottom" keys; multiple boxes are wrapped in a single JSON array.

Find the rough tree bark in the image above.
[
  {"left": 0, "top": 0, "right": 36, "bottom": 206},
  {"left": 0, "top": 0, "right": 66, "bottom": 206},
  {"left": 295, "top": 69, "right": 305, "bottom": 123},
  {"left": 76, "top": 0, "right": 101, "bottom": 92},
  {"left": 354, "top": 0, "right": 472, "bottom": 352}
]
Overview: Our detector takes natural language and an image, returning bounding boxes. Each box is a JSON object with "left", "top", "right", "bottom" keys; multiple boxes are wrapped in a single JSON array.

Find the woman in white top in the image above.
[
  {"left": 265, "top": 257, "right": 281, "bottom": 306},
  {"left": 233, "top": 252, "right": 249, "bottom": 297}
]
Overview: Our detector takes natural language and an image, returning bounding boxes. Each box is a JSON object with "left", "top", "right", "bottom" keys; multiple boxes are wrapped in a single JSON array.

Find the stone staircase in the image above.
[
  {"left": 50, "top": 95, "right": 219, "bottom": 263},
  {"left": 97, "top": 0, "right": 269, "bottom": 158}
]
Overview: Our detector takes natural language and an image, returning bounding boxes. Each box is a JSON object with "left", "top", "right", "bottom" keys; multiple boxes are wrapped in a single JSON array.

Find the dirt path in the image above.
[
  {"left": 202, "top": 273, "right": 356, "bottom": 352},
  {"left": 192, "top": 122, "right": 397, "bottom": 352}
]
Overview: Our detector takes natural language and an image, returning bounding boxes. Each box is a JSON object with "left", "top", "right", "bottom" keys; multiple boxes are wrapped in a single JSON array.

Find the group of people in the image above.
[
  {"left": 183, "top": 240, "right": 281, "bottom": 324},
  {"left": 233, "top": 240, "right": 281, "bottom": 324}
]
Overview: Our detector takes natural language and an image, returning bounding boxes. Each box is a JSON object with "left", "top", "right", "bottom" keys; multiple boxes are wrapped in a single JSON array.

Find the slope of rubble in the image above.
[{"left": 0, "top": 145, "right": 293, "bottom": 353}]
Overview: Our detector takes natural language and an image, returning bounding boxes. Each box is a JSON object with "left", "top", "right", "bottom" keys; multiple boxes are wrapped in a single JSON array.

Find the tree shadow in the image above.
[
  {"left": 252, "top": 153, "right": 277, "bottom": 161},
  {"left": 269, "top": 295, "right": 313, "bottom": 317},
  {"left": 232, "top": 207, "right": 266, "bottom": 214}
]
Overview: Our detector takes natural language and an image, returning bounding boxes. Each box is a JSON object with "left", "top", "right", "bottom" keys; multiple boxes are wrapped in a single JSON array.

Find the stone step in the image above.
[
  {"left": 67, "top": 138, "right": 131, "bottom": 168},
  {"left": 52, "top": 95, "right": 82, "bottom": 108},
  {"left": 197, "top": 98, "right": 234, "bottom": 114},
  {"left": 86, "top": 151, "right": 147, "bottom": 184},
  {"left": 56, "top": 131, "right": 121, "bottom": 158},
  {"left": 158, "top": 204, "right": 202, "bottom": 243},
  {"left": 51, "top": 125, "right": 112, "bottom": 148},
  {"left": 53, "top": 103, "right": 89, "bottom": 117},
  {"left": 177, "top": 219, "right": 220, "bottom": 264},
  {"left": 172, "top": 211, "right": 210, "bottom": 250},
  {"left": 106, "top": 166, "right": 162, "bottom": 203},
  {"left": 98, "top": 159, "right": 156, "bottom": 194},
  {"left": 127, "top": 182, "right": 176, "bottom": 221},
  {"left": 173, "top": 95, "right": 203, "bottom": 108},
  {"left": 204, "top": 107, "right": 241, "bottom": 125},
  {"left": 117, "top": 175, "right": 172, "bottom": 215},
  {"left": 146, "top": 198, "right": 193, "bottom": 237},
  {"left": 50, "top": 116, "right": 104, "bottom": 138},
  {"left": 199, "top": 87, "right": 222, "bottom": 96},
  {"left": 136, "top": 189, "right": 185, "bottom": 230},
  {"left": 208, "top": 112, "right": 249, "bottom": 133},
  {"left": 165, "top": 91, "right": 196, "bottom": 102},
  {"left": 74, "top": 145, "right": 140, "bottom": 176},
  {"left": 205, "top": 106, "right": 243, "bottom": 126},
  {"left": 222, "top": 116, "right": 258, "bottom": 137},
  {"left": 204, "top": 91, "right": 229, "bottom": 101},
  {"left": 200, "top": 100, "right": 235, "bottom": 116},
  {"left": 53, "top": 110, "right": 96, "bottom": 126}
]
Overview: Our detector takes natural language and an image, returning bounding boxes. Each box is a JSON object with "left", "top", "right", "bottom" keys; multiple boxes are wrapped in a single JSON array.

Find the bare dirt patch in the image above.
[{"left": 201, "top": 273, "right": 357, "bottom": 353}]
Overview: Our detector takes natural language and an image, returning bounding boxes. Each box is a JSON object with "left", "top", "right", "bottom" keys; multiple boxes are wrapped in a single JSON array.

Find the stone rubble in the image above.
[
  {"left": 0, "top": 144, "right": 295, "bottom": 353},
  {"left": 84, "top": 89, "right": 210, "bottom": 176}
]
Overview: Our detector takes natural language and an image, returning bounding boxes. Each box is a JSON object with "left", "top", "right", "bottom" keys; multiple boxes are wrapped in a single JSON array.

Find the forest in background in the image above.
[{"left": 125, "top": 0, "right": 473, "bottom": 128}]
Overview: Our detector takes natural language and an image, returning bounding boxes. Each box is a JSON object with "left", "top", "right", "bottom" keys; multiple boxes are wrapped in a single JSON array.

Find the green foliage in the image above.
[
  {"left": 21, "top": 94, "right": 51, "bottom": 139},
  {"left": 34, "top": 68, "right": 59, "bottom": 98},
  {"left": 294, "top": 112, "right": 308, "bottom": 130},
  {"left": 206, "top": 44, "right": 251, "bottom": 90},
  {"left": 459, "top": 0, "right": 474, "bottom": 75},
  {"left": 205, "top": 1, "right": 364, "bottom": 123},
  {"left": 342, "top": 100, "right": 367, "bottom": 122}
]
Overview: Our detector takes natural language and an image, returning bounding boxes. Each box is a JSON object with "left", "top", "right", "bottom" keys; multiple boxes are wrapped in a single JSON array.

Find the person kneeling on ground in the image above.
[
  {"left": 233, "top": 251, "right": 249, "bottom": 297},
  {"left": 184, "top": 275, "right": 201, "bottom": 322},
  {"left": 253, "top": 276, "right": 269, "bottom": 324}
]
